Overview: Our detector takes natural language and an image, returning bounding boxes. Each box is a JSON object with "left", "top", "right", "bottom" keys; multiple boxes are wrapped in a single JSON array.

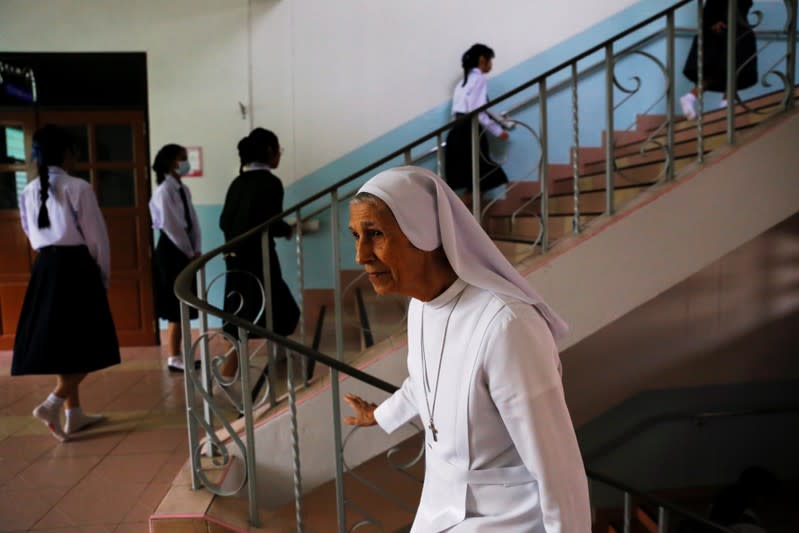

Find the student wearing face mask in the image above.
[{"left": 149, "top": 144, "right": 202, "bottom": 372}]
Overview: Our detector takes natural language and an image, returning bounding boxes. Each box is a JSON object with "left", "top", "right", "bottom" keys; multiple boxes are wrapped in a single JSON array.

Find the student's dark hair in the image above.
[
  {"left": 152, "top": 144, "right": 185, "bottom": 185},
  {"left": 242, "top": 127, "right": 279, "bottom": 170},
  {"left": 237, "top": 135, "right": 253, "bottom": 173},
  {"left": 461, "top": 43, "right": 494, "bottom": 86},
  {"left": 31, "top": 125, "right": 74, "bottom": 229}
]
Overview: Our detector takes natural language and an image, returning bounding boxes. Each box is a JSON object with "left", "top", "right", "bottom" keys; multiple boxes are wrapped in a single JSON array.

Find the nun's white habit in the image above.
[{"left": 359, "top": 167, "right": 591, "bottom": 532}]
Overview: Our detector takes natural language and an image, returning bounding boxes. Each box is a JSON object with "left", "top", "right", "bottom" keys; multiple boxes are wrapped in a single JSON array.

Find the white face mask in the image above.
[{"left": 176, "top": 160, "right": 191, "bottom": 176}]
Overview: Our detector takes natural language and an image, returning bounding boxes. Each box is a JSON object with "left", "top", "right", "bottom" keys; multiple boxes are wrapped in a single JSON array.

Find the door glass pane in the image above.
[
  {"left": 98, "top": 169, "right": 135, "bottom": 207},
  {"left": 1, "top": 126, "right": 26, "bottom": 164},
  {"left": 0, "top": 171, "right": 27, "bottom": 209},
  {"left": 62, "top": 125, "right": 89, "bottom": 163},
  {"left": 96, "top": 124, "right": 133, "bottom": 162}
]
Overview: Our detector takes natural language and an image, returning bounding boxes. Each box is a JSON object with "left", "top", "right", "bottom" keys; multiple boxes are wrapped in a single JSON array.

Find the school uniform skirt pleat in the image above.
[
  {"left": 12, "top": 245, "right": 120, "bottom": 375},
  {"left": 152, "top": 232, "right": 197, "bottom": 323}
]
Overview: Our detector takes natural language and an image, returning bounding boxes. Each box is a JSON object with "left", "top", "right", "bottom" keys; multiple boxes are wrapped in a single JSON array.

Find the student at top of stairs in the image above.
[
  {"left": 444, "top": 43, "right": 509, "bottom": 205},
  {"left": 680, "top": 0, "right": 758, "bottom": 120},
  {"left": 13, "top": 125, "right": 120, "bottom": 442}
]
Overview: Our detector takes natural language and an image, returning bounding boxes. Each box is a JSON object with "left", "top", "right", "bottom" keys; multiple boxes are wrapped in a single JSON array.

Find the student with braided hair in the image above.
[
  {"left": 444, "top": 43, "right": 509, "bottom": 203},
  {"left": 12, "top": 124, "right": 120, "bottom": 442}
]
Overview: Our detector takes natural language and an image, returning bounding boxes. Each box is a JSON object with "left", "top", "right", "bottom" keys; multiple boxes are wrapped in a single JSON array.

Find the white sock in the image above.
[
  {"left": 43, "top": 393, "right": 65, "bottom": 409},
  {"left": 65, "top": 407, "right": 105, "bottom": 434},
  {"left": 680, "top": 93, "right": 697, "bottom": 120},
  {"left": 33, "top": 395, "right": 67, "bottom": 442}
]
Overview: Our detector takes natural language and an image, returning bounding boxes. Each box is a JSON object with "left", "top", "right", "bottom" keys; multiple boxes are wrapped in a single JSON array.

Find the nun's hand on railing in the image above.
[{"left": 343, "top": 393, "right": 378, "bottom": 427}]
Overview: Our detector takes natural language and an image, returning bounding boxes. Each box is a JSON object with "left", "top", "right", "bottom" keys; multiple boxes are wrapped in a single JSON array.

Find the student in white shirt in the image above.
[
  {"left": 343, "top": 166, "right": 590, "bottom": 532},
  {"left": 444, "top": 43, "right": 510, "bottom": 203},
  {"left": 149, "top": 144, "right": 202, "bottom": 372},
  {"left": 12, "top": 125, "right": 120, "bottom": 442}
]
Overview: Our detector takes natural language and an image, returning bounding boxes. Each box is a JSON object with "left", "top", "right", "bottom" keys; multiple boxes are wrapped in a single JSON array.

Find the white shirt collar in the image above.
[{"left": 243, "top": 162, "right": 272, "bottom": 172}]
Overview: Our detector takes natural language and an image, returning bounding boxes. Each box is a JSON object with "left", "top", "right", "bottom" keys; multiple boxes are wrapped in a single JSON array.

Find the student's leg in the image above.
[{"left": 166, "top": 321, "right": 186, "bottom": 371}]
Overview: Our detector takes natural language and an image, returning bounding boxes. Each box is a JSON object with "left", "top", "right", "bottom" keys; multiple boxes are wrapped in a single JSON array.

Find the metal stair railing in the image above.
[{"left": 174, "top": 0, "right": 798, "bottom": 529}]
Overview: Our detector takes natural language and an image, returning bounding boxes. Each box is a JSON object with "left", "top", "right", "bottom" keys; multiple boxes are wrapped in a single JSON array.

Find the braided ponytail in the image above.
[
  {"left": 37, "top": 160, "right": 51, "bottom": 229},
  {"left": 31, "top": 126, "right": 74, "bottom": 229}
]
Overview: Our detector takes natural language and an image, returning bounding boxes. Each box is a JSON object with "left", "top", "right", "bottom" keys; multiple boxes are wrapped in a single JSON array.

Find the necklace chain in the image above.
[{"left": 420, "top": 289, "right": 464, "bottom": 443}]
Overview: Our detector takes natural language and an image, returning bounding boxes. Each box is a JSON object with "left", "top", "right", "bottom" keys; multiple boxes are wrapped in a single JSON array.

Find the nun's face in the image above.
[{"left": 349, "top": 199, "right": 431, "bottom": 299}]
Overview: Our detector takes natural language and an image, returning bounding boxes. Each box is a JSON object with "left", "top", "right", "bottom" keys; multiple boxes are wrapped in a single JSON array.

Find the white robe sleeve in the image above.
[
  {"left": 374, "top": 376, "right": 421, "bottom": 434},
  {"left": 483, "top": 304, "right": 591, "bottom": 533}
]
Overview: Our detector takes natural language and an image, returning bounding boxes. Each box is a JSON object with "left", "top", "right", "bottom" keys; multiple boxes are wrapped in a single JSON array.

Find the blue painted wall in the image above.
[{"left": 188, "top": 0, "right": 797, "bottom": 321}]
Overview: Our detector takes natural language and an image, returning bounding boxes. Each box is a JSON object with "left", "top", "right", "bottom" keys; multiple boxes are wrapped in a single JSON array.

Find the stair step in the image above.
[{"left": 272, "top": 433, "right": 424, "bottom": 532}]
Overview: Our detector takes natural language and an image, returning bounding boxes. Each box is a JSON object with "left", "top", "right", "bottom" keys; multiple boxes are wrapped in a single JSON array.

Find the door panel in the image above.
[{"left": 0, "top": 109, "right": 156, "bottom": 349}]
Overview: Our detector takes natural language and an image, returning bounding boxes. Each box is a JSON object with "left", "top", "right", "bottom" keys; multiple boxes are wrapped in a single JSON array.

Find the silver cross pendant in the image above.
[{"left": 428, "top": 418, "right": 438, "bottom": 442}]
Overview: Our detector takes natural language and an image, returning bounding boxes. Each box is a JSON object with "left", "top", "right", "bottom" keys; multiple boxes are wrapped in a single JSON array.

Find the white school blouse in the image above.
[
  {"left": 451, "top": 68, "right": 504, "bottom": 138},
  {"left": 374, "top": 279, "right": 591, "bottom": 532},
  {"left": 19, "top": 167, "right": 111, "bottom": 287},
  {"left": 149, "top": 174, "right": 201, "bottom": 259}
]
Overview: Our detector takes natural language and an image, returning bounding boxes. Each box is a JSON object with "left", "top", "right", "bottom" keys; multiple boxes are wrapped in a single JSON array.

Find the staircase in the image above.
[{"left": 163, "top": 0, "right": 799, "bottom": 529}]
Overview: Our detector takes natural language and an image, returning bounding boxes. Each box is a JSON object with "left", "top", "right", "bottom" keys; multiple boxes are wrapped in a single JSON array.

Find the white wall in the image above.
[
  {"left": 1, "top": 0, "right": 641, "bottom": 203},
  {"left": 249, "top": 0, "right": 643, "bottom": 185},
  {"left": 0, "top": 0, "right": 251, "bottom": 204}
]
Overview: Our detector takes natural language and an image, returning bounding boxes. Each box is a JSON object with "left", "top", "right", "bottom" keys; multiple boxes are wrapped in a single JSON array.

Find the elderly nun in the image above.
[{"left": 344, "top": 166, "right": 591, "bottom": 532}]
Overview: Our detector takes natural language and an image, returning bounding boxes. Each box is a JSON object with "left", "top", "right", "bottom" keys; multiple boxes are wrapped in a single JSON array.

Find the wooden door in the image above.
[
  {"left": 0, "top": 110, "right": 157, "bottom": 348},
  {"left": 0, "top": 112, "right": 36, "bottom": 350}
]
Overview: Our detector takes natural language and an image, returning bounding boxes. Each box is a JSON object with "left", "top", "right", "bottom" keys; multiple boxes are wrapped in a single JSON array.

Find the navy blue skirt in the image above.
[
  {"left": 153, "top": 233, "right": 197, "bottom": 323},
  {"left": 12, "top": 245, "right": 120, "bottom": 375}
]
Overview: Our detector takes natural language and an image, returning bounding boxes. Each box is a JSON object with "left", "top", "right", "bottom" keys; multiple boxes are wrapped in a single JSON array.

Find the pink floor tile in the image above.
[
  {"left": 45, "top": 430, "right": 129, "bottom": 459},
  {"left": 14, "top": 454, "right": 103, "bottom": 489},
  {"left": 36, "top": 476, "right": 150, "bottom": 527},
  {"left": 0, "top": 434, "right": 57, "bottom": 461},
  {"left": 28, "top": 525, "right": 114, "bottom": 533},
  {"left": 83, "top": 453, "right": 172, "bottom": 486},
  {"left": 111, "top": 428, "right": 188, "bottom": 456},
  {"left": 113, "top": 522, "right": 149, "bottom": 533},
  {"left": 0, "top": 486, "right": 69, "bottom": 531}
]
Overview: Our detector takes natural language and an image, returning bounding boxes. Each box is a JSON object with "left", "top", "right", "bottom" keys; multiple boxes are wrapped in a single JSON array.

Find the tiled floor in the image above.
[{"left": 0, "top": 345, "right": 194, "bottom": 533}]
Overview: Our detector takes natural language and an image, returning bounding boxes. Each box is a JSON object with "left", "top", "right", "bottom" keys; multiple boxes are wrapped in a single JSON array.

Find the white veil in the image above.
[{"left": 357, "top": 166, "right": 568, "bottom": 340}]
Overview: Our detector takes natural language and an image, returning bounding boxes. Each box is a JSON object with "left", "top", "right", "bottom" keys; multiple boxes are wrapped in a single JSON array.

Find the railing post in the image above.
[
  {"left": 329, "top": 190, "right": 347, "bottom": 532},
  {"left": 436, "top": 132, "right": 445, "bottom": 179},
  {"left": 286, "top": 350, "right": 304, "bottom": 531},
  {"left": 238, "top": 327, "right": 260, "bottom": 528},
  {"left": 180, "top": 300, "right": 201, "bottom": 490},
  {"left": 196, "top": 266, "right": 214, "bottom": 455},
  {"left": 571, "top": 62, "right": 581, "bottom": 235},
  {"left": 658, "top": 506, "right": 669, "bottom": 533},
  {"left": 623, "top": 492, "right": 632, "bottom": 533},
  {"left": 605, "top": 42, "right": 616, "bottom": 215},
  {"left": 666, "top": 11, "right": 676, "bottom": 181},
  {"left": 539, "top": 79, "right": 550, "bottom": 252},
  {"left": 726, "top": 0, "right": 738, "bottom": 144},
  {"left": 697, "top": 0, "right": 705, "bottom": 163},
  {"left": 403, "top": 148, "right": 412, "bottom": 165},
  {"left": 261, "top": 226, "right": 276, "bottom": 407},
  {"left": 786, "top": 0, "right": 797, "bottom": 110},
  {"left": 470, "top": 114, "right": 481, "bottom": 219},
  {"left": 295, "top": 208, "right": 309, "bottom": 386}
]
